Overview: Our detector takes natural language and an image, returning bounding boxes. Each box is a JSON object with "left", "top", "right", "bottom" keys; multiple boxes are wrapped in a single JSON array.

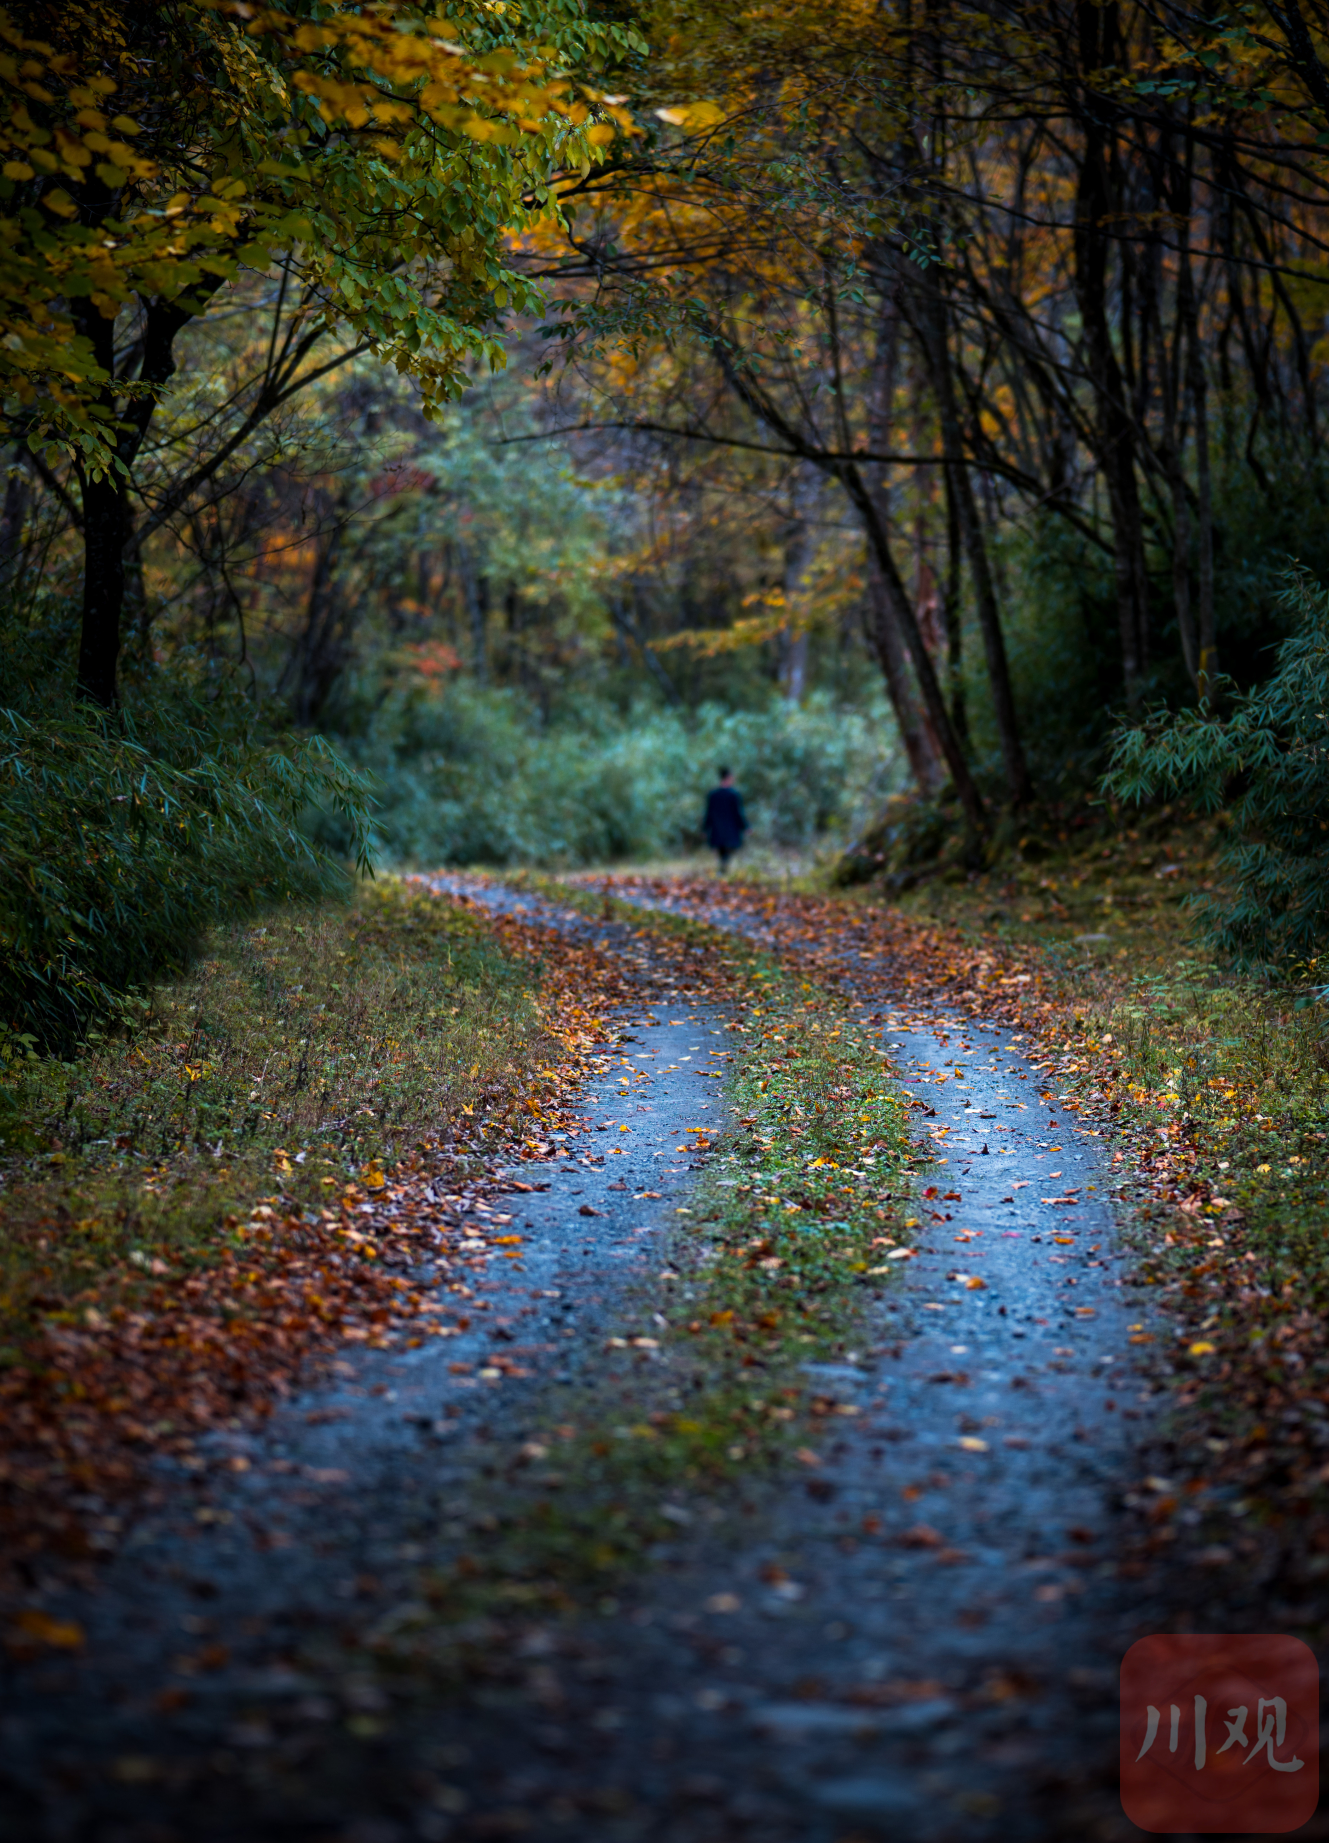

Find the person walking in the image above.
[{"left": 703, "top": 766, "right": 747, "bottom": 874}]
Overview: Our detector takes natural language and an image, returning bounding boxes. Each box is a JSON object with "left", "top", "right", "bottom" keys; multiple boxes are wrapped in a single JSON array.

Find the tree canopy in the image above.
[
  {"left": 1, "top": 0, "right": 635, "bottom": 700},
  {"left": 9, "top": 0, "right": 1329, "bottom": 1039}
]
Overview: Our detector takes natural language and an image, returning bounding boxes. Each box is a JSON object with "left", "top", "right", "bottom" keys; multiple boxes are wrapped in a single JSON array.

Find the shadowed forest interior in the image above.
[{"left": 5, "top": 0, "right": 1329, "bottom": 993}]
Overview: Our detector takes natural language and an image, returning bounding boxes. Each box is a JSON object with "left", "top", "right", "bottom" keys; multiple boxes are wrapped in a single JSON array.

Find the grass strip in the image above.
[{"left": 373, "top": 938, "right": 917, "bottom": 1660}]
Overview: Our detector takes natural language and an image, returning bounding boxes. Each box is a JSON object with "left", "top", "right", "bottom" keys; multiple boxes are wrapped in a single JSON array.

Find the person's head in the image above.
[{"left": 717, "top": 765, "right": 733, "bottom": 785}]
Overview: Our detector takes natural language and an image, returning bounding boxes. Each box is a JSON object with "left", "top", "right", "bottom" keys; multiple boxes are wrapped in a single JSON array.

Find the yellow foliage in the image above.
[{"left": 0, "top": 0, "right": 636, "bottom": 467}]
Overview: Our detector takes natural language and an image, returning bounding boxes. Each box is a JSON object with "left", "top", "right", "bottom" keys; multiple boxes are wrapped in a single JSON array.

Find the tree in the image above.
[
  {"left": 530, "top": 0, "right": 1329, "bottom": 754},
  {"left": 0, "top": 0, "right": 634, "bottom": 704}
]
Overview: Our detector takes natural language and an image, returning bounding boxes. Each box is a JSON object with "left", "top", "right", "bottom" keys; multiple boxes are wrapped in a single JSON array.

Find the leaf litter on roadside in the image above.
[
  {"left": 0, "top": 882, "right": 755, "bottom": 1596},
  {"left": 588, "top": 872, "right": 1329, "bottom": 1596}
]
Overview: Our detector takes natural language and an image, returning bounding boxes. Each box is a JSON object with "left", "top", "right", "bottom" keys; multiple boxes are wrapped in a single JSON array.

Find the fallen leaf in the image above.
[{"left": 9, "top": 1609, "right": 85, "bottom": 1651}]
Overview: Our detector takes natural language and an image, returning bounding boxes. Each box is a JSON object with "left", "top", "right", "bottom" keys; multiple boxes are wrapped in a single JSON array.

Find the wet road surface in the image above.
[{"left": 0, "top": 877, "right": 1168, "bottom": 1842}]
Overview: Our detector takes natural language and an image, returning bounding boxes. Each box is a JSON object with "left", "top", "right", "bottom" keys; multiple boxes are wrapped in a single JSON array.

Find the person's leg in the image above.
[{"left": 717, "top": 847, "right": 730, "bottom": 874}]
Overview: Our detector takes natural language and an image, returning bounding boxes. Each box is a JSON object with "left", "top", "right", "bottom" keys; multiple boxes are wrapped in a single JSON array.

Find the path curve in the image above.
[{"left": 0, "top": 876, "right": 1165, "bottom": 1843}]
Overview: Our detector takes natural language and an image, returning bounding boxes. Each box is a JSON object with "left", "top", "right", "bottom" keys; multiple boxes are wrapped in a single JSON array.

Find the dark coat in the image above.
[{"left": 703, "top": 784, "right": 747, "bottom": 853}]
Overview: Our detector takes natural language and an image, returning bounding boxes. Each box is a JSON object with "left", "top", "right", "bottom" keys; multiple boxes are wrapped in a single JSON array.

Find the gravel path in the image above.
[{"left": 0, "top": 879, "right": 1164, "bottom": 1843}]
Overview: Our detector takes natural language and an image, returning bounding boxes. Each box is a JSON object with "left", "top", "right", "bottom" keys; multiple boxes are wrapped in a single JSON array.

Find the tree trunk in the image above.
[
  {"left": 781, "top": 463, "right": 820, "bottom": 704},
  {"left": 844, "top": 460, "right": 988, "bottom": 841},
  {"left": 71, "top": 290, "right": 207, "bottom": 706},
  {"left": 942, "top": 462, "right": 968, "bottom": 746},
  {"left": 912, "top": 266, "right": 1031, "bottom": 804},
  {"left": 1169, "top": 442, "right": 1198, "bottom": 687},
  {"left": 0, "top": 451, "right": 31, "bottom": 593},
  {"left": 1166, "top": 117, "right": 1217, "bottom": 702},
  {"left": 1185, "top": 287, "right": 1217, "bottom": 700},
  {"left": 458, "top": 541, "right": 489, "bottom": 684},
  {"left": 863, "top": 281, "right": 948, "bottom": 792},
  {"left": 1161, "top": 172, "right": 1199, "bottom": 689},
  {"left": 1074, "top": 0, "right": 1150, "bottom": 706},
  {"left": 71, "top": 298, "right": 125, "bottom": 707},
  {"left": 281, "top": 522, "right": 347, "bottom": 726},
  {"left": 76, "top": 474, "right": 130, "bottom": 708},
  {"left": 862, "top": 555, "right": 946, "bottom": 795}
]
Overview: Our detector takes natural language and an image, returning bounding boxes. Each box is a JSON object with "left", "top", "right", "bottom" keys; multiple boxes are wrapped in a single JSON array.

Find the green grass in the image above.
[
  {"left": 0, "top": 881, "right": 553, "bottom": 1348},
  {"left": 369, "top": 937, "right": 918, "bottom": 1645}
]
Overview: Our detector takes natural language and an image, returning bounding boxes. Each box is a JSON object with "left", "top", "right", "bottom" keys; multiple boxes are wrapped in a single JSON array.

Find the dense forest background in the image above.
[{"left": 7, "top": 0, "right": 1329, "bottom": 1044}]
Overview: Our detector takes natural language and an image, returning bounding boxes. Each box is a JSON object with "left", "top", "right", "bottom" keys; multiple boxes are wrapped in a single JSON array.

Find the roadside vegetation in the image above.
[
  {"left": 0, "top": 883, "right": 551, "bottom": 1328},
  {"left": 834, "top": 806, "right": 1329, "bottom": 1592},
  {"left": 0, "top": 883, "right": 615, "bottom": 1579}
]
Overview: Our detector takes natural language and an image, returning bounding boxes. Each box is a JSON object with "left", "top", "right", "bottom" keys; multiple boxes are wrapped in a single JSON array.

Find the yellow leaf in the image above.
[
  {"left": 654, "top": 100, "right": 726, "bottom": 130},
  {"left": 957, "top": 1436, "right": 989, "bottom": 1453},
  {"left": 1189, "top": 1341, "right": 1217, "bottom": 1356},
  {"left": 12, "top": 1610, "right": 84, "bottom": 1650}
]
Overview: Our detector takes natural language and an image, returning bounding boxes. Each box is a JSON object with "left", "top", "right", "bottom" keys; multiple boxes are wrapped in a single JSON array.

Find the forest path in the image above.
[
  {"left": 522, "top": 873, "right": 1162, "bottom": 1841},
  {"left": 0, "top": 876, "right": 1162, "bottom": 1843},
  {"left": 0, "top": 889, "right": 740, "bottom": 1841},
  {"left": 398, "top": 874, "right": 1161, "bottom": 1841}
]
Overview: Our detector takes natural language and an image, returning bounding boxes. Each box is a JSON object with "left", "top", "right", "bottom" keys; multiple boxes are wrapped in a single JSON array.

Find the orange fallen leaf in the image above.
[
  {"left": 899, "top": 1523, "right": 945, "bottom": 1547},
  {"left": 10, "top": 1609, "right": 85, "bottom": 1651}
]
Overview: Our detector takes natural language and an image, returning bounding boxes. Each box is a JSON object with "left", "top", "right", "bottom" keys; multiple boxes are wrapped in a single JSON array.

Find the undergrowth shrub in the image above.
[
  {"left": 325, "top": 681, "right": 901, "bottom": 867},
  {"left": 1, "top": 606, "right": 372, "bottom": 1055},
  {"left": 1104, "top": 568, "right": 1329, "bottom": 967}
]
